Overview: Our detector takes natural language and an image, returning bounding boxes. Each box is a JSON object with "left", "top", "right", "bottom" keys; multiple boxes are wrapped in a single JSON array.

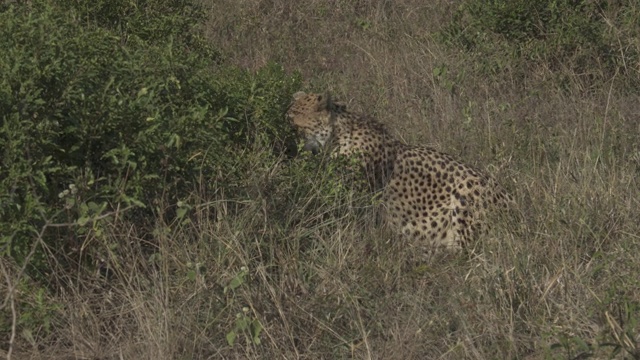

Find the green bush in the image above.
[
  {"left": 440, "top": 0, "right": 640, "bottom": 92},
  {"left": 56, "top": 0, "right": 209, "bottom": 48},
  {"left": 0, "top": 1, "right": 300, "bottom": 276}
]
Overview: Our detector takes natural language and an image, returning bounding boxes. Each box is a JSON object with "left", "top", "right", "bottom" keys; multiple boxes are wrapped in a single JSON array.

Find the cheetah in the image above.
[{"left": 286, "top": 91, "right": 513, "bottom": 251}]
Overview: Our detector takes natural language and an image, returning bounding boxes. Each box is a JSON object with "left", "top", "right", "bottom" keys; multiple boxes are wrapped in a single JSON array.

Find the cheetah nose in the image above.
[
  {"left": 303, "top": 143, "right": 320, "bottom": 155},
  {"left": 303, "top": 141, "right": 320, "bottom": 155}
]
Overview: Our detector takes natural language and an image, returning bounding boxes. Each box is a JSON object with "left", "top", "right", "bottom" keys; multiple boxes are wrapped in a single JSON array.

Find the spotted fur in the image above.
[{"left": 287, "top": 91, "right": 513, "bottom": 250}]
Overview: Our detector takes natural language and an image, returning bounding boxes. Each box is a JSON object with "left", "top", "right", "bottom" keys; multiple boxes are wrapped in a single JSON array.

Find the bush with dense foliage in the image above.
[{"left": 0, "top": 0, "right": 300, "bottom": 277}]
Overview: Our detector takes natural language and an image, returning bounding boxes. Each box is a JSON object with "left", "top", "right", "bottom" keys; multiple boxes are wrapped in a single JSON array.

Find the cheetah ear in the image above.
[
  {"left": 316, "top": 91, "right": 332, "bottom": 111},
  {"left": 292, "top": 91, "right": 306, "bottom": 100}
]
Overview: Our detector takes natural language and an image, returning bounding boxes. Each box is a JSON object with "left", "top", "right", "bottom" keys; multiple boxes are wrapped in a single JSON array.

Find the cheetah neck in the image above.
[{"left": 332, "top": 112, "right": 403, "bottom": 189}]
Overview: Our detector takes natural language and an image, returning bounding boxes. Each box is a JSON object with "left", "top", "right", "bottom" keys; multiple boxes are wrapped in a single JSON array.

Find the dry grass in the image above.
[{"left": 4, "top": 0, "right": 640, "bottom": 359}]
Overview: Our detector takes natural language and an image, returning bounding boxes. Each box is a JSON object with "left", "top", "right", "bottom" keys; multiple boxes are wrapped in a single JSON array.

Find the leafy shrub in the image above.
[
  {"left": 440, "top": 0, "right": 640, "bottom": 92},
  {"left": 56, "top": 0, "right": 209, "bottom": 48},
  {"left": 0, "top": 0, "right": 300, "bottom": 277}
]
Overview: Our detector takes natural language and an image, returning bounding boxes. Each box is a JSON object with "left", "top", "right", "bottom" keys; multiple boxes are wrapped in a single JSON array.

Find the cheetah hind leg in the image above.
[{"left": 448, "top": 193, "right": 476, "bottom": 251}]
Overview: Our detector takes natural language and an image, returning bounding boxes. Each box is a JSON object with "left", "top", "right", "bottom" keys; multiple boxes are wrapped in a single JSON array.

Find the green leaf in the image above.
[
  {"left": 176, "top": 207, "right": 188, "bottom": 219},
  {"left": 235, "top": 316, "right": 249, "bottom": 330},
  {"left": 187, "top": 270, "right": 196, "bottom": 281},
  {"left": 76, "top": 216, "right": 91, "bottom": 226},
  {"left": 251, "top": 319, "right": 263, "bottom": 344},
  {"left": 227, "top": 276, "right": 243, "bottom": 291},
  {"left": 226, "top": 331, "right": 236, "bottom": 346}
]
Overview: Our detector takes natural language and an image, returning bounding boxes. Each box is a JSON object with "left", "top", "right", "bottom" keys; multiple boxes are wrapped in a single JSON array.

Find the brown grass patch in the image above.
[{"left": 4, "top": 0, "right": 640, "bottom": 359}]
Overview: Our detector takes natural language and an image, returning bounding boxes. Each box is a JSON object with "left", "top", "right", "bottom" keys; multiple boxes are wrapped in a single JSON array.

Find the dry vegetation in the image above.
[{"left": 3, "top": 0, "right": 640, "bottom": 359}]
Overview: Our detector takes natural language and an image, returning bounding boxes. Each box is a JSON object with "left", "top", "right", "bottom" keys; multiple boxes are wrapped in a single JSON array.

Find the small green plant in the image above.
[
  {"left": 433, "top": 64, "right": 455, "bottom": 93},
  {"left": 226, "top": 307, "right": 264, "bottom": 347},
  {"left": 356, "top": 18, "right": 372, "bottom": 31},
  {"left": 0, "top": 278, "right": 61, "bottom": 347},
  {"left": 224, "top": 267, "right": 263, "bottom": 346}
]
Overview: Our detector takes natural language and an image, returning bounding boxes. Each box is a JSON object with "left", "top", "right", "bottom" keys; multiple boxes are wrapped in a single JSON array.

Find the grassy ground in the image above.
[{"left": 3, "top": 1, "right": 640, "bottom": 359}]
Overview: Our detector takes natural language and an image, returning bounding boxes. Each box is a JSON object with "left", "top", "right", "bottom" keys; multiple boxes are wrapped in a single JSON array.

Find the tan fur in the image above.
[{"left": 286, "top": 91, "right": 513, "bottom": 250}]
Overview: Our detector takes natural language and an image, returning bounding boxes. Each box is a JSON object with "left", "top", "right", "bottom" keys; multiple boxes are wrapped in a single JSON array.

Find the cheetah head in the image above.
[{"left": 286, "top": 91, "right": 341, "bottom": 154}]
